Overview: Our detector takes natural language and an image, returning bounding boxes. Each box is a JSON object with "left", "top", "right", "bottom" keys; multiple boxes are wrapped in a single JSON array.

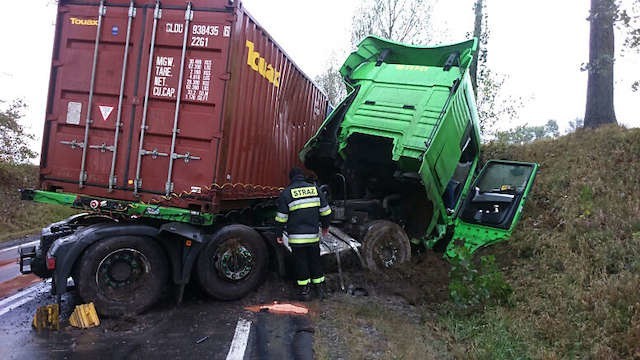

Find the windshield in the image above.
[{"left": 476, "top": 163, "right": 533, "bottom": 193}]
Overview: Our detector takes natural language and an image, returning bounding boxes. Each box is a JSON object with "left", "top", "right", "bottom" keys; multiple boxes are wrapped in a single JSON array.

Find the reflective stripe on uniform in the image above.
[
  {"left": 297, "top": 279, "right": 311, "bottom": 286},
  {"left": 274, "top": 212, "right": 288, "bottom": 223},
  {"left": 319, "top": 205, "right": 332, "bottom": 216},
  {"left": 288, "top": 197, "right": 321, "bottom": 211},
  {"left": 311, "top": 276, "right": 325, "bottom": 284},
  {"left": 288, "top": 233, "right": 320, "bottom": 244}
]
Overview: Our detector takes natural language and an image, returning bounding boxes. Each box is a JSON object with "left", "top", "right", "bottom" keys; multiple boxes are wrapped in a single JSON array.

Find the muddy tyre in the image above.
[
  {"left": 196, "top": 224, "right": 268, "bottom": 300},
  {"left": 362, "top": 220, "right": 411, "bottom": 272},
  {"left": 75, "top": 236, "right": 168, "bottom": 317}
]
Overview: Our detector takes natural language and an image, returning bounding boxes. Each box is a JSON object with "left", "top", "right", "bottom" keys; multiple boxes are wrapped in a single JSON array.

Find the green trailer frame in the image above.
[{"left": 21, "top": 189, "right": 215, "bottom": 226}]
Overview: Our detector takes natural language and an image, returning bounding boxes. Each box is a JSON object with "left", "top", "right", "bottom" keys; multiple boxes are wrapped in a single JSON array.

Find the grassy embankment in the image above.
[
  {"left": 314, "top": 125, "right": 640, "bottom": 359},
  {"left": 441, "top": 125, "right": 640, "bottom": 358},
  {"left": 0, "top": 162, "right": 77, "bottom": 242}
]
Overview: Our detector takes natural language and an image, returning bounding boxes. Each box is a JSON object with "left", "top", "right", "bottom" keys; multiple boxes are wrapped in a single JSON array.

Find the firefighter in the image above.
[{"left": 275, "top": 167, "right": 332, "bottom": 301}]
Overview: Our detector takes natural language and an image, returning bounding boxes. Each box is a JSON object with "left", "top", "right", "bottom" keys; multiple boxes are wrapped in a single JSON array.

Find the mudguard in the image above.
[
  {"left": 48, "top": 223, "right": 159, "bottom": 295},
  {"left": 158, "top": 222, "right": 211, "bottom": 285}
]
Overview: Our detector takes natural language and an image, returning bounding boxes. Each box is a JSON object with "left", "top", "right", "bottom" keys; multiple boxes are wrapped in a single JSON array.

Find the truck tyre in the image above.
[
  {"left": 362, "top": 220, "right": 411, "bottom": 272},
  {"left": 74, "top": 236, "right": 168, "bottom": 317},
  {"left": 196, "top": 224, "right": 268, "bottom": 300}
]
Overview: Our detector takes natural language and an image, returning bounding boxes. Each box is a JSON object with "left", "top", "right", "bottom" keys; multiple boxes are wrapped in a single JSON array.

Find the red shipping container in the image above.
[{"left": 40, "top": 0, "right": 329, "bottom": 212}]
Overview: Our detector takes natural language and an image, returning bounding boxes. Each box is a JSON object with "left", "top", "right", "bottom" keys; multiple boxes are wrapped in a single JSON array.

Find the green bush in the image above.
[{"left": 448, "top": 246, "right": 513, "bottom": 310}]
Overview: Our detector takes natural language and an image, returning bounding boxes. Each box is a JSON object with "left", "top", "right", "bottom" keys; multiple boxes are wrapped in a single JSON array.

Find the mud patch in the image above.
[
  {"left": 323, "top": 249, "right": 451, "bottom": 307},
  {"left": 370, "top": 249, "right": 451, "bottom": 306},
  {"left": 312, "top": 250, "right": 454, "bottom": 359}
]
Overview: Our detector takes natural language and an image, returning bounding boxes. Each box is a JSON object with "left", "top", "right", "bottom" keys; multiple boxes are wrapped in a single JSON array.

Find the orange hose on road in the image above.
[{"left": 245, "top": 302, "right": 309, "bottom": 315}]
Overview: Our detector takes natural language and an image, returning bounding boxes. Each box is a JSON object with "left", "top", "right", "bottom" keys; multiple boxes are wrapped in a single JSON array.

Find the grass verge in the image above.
[
  {"left": 0, "top": 162, "right": 78, "bottom": 243},
  {"left": 314, "top": 293, "right": 452, "bottom": 359},
  {"left": 439, "top": 125, "right": 640, "bottom": 358}
]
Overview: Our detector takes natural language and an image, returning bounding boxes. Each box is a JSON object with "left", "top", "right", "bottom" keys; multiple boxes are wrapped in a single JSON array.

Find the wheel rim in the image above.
[
  {"left": 96, "top": 248, "right": 150, "bottom": 299},
  {"left": 372, "top": 229, "right": 403, "bottom": 268},
  {"left": 213, "top": 238, "right": 255, "bottom": 281}
]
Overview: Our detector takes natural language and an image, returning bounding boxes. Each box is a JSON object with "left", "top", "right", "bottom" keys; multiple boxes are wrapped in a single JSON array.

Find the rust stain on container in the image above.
[{"left": 40, "top": 0, "right": 328, "bottom": 212}]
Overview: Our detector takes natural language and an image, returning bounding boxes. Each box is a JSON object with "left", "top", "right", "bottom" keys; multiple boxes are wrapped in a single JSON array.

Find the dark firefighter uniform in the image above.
[{"left": 275, "top": 169, "right": 331, "bottom": 300}]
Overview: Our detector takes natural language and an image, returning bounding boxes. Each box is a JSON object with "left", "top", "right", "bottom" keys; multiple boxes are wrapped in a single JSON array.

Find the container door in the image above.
[
  {"left": 44, "top": 1, "right": 140, "bottom": 190},
  {"left": 449, "top": 160, "right": 538, "bottom": 256},
  {"left": 42, "top": 1, "right": 232, "bottom": 201},
  {"left": 130, "top": 3, "right": 232, "bottom": 196}
]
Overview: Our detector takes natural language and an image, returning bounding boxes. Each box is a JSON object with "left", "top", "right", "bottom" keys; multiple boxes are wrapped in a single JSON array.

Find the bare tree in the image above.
[
  {"left": 476, "top": 69, "right": 526, "bottom": 136},
  {"left": 469, "top": 0, "right": 486, "bottom": 95},
  {"left": 620, "top": 0, "right": 640, "bottom": 91},
  {"left": 567, "top": 117, "right": 585, "bottom": 133},
  {"left": 317, "top": 0, "right": 435, "bottom": 106},
  {"left": 584, "top": 0, "right": 618, "bottom": 128},
  {"left": 351, "top": 0, "right": 434, "bottom": 46},
  {"left": 468, "top": 1, "right": 525, "bottom": 137},
  {"left": 314, "top": 54, "right": 348, "bottom": 106}
]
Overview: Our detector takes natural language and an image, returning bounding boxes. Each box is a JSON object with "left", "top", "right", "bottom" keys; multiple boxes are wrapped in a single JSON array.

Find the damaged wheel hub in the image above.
[
  {"left": 215, "top": 241, "right": 254, "bottom": 281},
  {"left": 376, "top": 243, "right": 399, "bottom": 268}
]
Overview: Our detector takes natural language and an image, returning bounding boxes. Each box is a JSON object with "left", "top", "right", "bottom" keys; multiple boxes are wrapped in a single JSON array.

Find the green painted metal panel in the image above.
[
  {"left": 448, "top": 160, "right": 539, "bottom": 256},
  {"left": 335, "top": 37, "right": 478, "bottom": 170},
  {"left": 30, "top": 190, "right": 214, "bottom": 226},
  {"left": 340, "top": 36, "right": 477, "bottom": 80}
]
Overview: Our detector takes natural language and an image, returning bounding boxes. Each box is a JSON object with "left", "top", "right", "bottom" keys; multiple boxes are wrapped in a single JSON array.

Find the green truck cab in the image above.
[{"left": 302, "top": 36, "right": 538, "bottom": 259}]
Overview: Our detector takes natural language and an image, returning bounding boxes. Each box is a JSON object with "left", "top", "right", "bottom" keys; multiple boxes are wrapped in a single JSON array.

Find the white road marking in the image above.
[
  {"left": 0, "top": 292, "right": 38, "bottom": 317},
  {"left": 226, "top": 318, "right": 251, "bottom": 360},
  {"left": 0, "top": 280, "right": 50, "bottom": 318},
  {"left": 0, "top": 240, "right": 39, "bottom": 255},
  {"left": 0, "top": 283, "right": 40, "bottom": 308}
]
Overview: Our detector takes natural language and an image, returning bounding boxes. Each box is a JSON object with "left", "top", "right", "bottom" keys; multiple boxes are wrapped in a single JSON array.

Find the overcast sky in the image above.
[{"left": 0, "top": 0, "right": 638, "bottom": 156}]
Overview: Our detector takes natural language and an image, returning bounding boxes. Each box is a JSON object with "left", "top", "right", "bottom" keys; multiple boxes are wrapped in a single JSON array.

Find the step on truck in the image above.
[{"left": 21, "top": 0, "right": 538, "bottom": 316}]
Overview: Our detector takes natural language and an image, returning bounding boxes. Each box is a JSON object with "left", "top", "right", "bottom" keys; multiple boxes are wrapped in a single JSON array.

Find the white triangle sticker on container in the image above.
[{"left": 99, "top": 106, "right": 114, "bottom": 121}]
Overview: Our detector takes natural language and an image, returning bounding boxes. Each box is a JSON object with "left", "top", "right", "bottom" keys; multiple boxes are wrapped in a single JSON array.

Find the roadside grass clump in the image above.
[
  {"left": 0, "top": 162, "right": 78, "bottom": 242},
  {"left": 442, "top": 309, "right": 531, "bottom": 360},
  {"left": 440, "top": 125, "right": 640, "bottom": 358},
  {"left": 448, "top": 246, "right": 512, "bottom": 310},
  {"left": 314, "top": 293, "right": 451, "bottom": 360}
]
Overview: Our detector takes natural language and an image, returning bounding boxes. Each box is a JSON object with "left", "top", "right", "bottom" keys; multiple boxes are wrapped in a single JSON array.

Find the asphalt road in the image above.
[
  {"left": 0, "top": 238, "right": 37, "bottom": 282},
  {"left": 0, "top": 238, "right": 40, "bottom": 298},
  {"left": 0, "top": 239, "right": 317, "bottom": 360}
]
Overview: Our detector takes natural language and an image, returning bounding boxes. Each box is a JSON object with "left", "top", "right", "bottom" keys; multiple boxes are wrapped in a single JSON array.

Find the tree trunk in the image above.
[
  {"left": 584, "top": 0, "right": 617, "bottom": 128},
  {"left": 470, "top": 0, "right": 483, "bottom": 96}
]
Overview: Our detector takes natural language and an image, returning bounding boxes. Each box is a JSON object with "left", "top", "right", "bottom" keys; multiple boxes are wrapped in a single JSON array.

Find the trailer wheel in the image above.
[
  {"left": 74, "top": 236, "right": 168, "bottom": 317},
  {"left": 362, "top": 220, "right": 411, "bottom": 272},
  {"left": 196, "top": 224, "right": 268, "bottom": 300}
]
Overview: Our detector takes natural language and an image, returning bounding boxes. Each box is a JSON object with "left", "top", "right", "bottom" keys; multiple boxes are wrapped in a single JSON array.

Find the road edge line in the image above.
[{"left": 0, "top": 283, "right": 41, "bottom": 308}]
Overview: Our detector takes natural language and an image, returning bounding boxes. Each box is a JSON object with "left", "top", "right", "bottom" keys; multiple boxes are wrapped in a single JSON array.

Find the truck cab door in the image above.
[{"left": 448, "top": 160, "right": 538, "bottom": 256}]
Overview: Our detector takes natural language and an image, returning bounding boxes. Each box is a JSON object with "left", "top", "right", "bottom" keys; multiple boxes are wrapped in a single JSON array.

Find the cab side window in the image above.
[{"left": 442, "top": 127, "right": 478, "bottom": 210}]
